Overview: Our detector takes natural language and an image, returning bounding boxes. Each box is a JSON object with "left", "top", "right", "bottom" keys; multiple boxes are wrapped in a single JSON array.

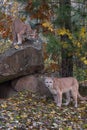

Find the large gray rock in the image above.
[
  {"left": 11, "top": 75, "right": 52, "bottom": 98},
  {"left": 0, "top": 75, "right": 52, "bottom": 98},
  {"left": 0, "top": 41, "right": 44, "bottom": 83}
]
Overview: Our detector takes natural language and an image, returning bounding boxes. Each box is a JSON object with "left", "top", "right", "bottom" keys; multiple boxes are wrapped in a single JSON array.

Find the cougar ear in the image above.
[
  {"left": 43, "top": 76, "right": 47, "bottom": 80},
  {"left": 51, "top": 76, "right": 54, "bottom": 80},
  {"left": 52, "top": 77, "right": 55, "bottom": 83}
]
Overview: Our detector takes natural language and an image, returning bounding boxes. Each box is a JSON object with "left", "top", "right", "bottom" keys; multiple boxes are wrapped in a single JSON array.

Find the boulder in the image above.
[
  {"left": 0, "top": 75, "right": 52, "bottom": 98},
  {"left": 12, "top": 75, "right": 38, "bottom": 93},
  {"left": 0, "top": 41, "right": 44, "bottom": 83},
  {"left": 11, "top": 75, "right": 52, "bottom": 98}
]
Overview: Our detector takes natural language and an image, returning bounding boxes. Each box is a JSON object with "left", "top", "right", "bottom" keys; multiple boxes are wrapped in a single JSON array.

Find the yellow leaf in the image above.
[
  {"left": 84, "top": 60, "right": 87, "bottom": 65},
  {"left": 77, "top": 42, "right": 81, "bottom": 47},
  {"left": 59, "top": 128, "right": 63, "bottom": 130},
  {"left": 79, "top": 27, "right": 86, "bottom": 38},
  {"left": 81, "top": 57, "right": 86, "bottom": 61},
  {"left": 42, "top": 21, "right": 53, "bottom": 31},
  {"left": 50, "top": 110, "right": 56, "bottom": 114},
  {"left": 63, "top": 43, "right": 68, "bottom": 49},
  {"left": 67, "top": 126, "right": 73, "bottom": 130},
  {"left": 14, "top": 45, "right": 19, "bottom": 49},
  {"left": 1, "top": 103, "right": 7, "bottom": 108}
]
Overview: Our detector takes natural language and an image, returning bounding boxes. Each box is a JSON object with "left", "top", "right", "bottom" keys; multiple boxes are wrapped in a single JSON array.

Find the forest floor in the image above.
[{"left": 0, "top": 90, "right": 87, "bottom": 130}]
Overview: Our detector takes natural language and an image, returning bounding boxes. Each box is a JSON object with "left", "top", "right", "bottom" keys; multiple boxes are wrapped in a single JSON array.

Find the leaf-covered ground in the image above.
[{"left": 0, "top": 91, "right": 87, "bottom": 130}]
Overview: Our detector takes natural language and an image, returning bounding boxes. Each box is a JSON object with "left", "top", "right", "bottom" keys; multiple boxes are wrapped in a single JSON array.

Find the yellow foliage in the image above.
[
  {"left": 57, "top": 28, "right": 73, "bottom": 40},
  {"left": 80, "top": 57, "right": 87, "bottom": 65},
  {"left": 1, "top": 102, "right": 7, "bottom": 108},
  {"left": 59, "top": 128, "right": 63, "bottom": 130},
  {"left": 73, "top": 40, "right": 82, "bottom": 48},
  {"left": 42, "top": 21, "right": 50, "bottom": 27},
  {"left": 11, "top": 1, "right": 19, "bottom": 17},
  {"left": 73, "top": 40, "right": 78, "bottom": 46},
  {"left": 62, "top": 42, "right": 69, "bottom": 49},
  {"left": 14, "top": 45, "right": 20, "bottom": 49},
  {"left": 42, "top": 24, "right": 86, "bottom": 65},
  {"left": 44, "top": 58, "right": 59, "bottom": 72},
  {"left": 50, "top": 110, "right": 56, "bottom": 114},
  {"left": 77, "top": 42, "right": 82, "bottom": 48},
  {"left": 81, "top": 57, "right": 86, "bottom": 61},
  {"left": 79, "top": 27, "right": 86, "bottom": 38},
  {"left": 83, "top": 60, "right": 87, "bottom": 65},
  {"left": 42, "top": 21, "right": 54, "bottom": 31}
]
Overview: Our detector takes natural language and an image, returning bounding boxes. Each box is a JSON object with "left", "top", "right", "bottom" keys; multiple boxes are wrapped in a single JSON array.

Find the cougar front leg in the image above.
[
  {"left": 17, "top": 33, "right": 23, "bottom": 44},
  {"left": 57, "top": 92, "right": 62, "bottom": 107},
  {"left": 17, "top": 26, "right": 26, "bottom": 44},
  {"left": 53, "top": 95, "right": 58, "bottom": 104}
]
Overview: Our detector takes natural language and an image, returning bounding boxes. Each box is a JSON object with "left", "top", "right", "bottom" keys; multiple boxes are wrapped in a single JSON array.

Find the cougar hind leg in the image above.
[
  {"left": 63, "top": 91, "right": 71, "bottom": 106},
  {"left": 71, "top": 89, "right": 78, "bottom": 107}
]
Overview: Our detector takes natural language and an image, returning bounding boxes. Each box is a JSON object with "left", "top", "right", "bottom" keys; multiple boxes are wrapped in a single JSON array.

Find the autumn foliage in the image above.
[
  {"left": 25, "top": 0, "right": 52, "bottom": 20},
  {"left": 0, "top": 13, "right": 13, "bottom": 40},
  {"left": 0, "top": 0, "right": 87, "bottom": 78}
]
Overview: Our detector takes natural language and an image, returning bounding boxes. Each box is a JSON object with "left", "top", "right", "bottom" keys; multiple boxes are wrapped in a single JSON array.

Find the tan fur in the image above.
[
  {"left": 12, "top": 18, "right": 37, "bottom": 45},
  {"left": 45, "top": 77, "right": 86, "bottom": 107}
]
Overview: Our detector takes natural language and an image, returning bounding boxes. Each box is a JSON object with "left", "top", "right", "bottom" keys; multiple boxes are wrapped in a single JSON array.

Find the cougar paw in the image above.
[{"left": 57, "top": 103, "right": 61, "bottom": 107}]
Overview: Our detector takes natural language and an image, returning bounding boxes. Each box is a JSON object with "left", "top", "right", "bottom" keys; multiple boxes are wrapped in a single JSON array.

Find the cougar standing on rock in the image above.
[{"left": 12, "top": 18, "right": 37, "bottom": 45}]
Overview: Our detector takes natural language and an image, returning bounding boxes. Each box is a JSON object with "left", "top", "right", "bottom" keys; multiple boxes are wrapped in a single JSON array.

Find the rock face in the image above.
[
  {"left": 11, "top": 75, "right": 52, "bottom": 98},
  {"left": 0, "top": 41, "right": 44, "bottom": 83},
  {"left": 12, "top": 75, "right": 38, "bottom": 93},
  {"left": 0, "top": 75, "right": 52, "bottom": 98}
]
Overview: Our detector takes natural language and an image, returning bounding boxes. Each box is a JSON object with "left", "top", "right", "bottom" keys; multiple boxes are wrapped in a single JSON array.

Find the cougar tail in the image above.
[{"left": 78, "top": 92, "right": 87, "bottom": 100}]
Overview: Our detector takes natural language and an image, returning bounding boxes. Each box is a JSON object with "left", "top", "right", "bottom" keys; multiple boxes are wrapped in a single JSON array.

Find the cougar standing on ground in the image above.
[{"left": 45, "top": 77, "right": 87, "bottom": 107}]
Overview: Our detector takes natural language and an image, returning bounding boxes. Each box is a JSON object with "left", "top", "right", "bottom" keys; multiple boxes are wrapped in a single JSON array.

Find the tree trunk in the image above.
[
  {"left": 59, "top": 0, "right": 73, "bottom": 77},
  {"left": 61, "top": 48, "right": 73, "bottom": 77}
]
